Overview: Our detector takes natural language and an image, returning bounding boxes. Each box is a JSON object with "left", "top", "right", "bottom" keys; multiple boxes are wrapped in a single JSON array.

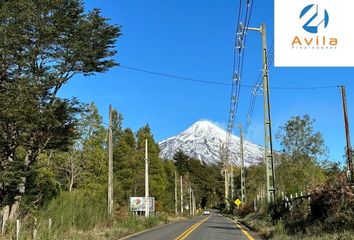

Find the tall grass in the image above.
[
  {"left": 4, "top": 189, "right": 170, "bottom": 239},
  {"left": 40, "top": 189, "right": 108, "bottom": 232}
]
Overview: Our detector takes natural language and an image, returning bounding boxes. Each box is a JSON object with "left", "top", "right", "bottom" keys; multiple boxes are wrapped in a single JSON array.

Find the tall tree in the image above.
[
  {"left": 114, "top": 128, "right": 140, "bottom": 202},
  {"left": 276, "top": 114, "right": 327, "bottom": 160},
  {"left": 112, "top": 109, "right": 124, "bottom": 146},
  {"left": 0, "top": 0, "right": 120, "bottom": 218},
  {"left": 136, "top": 125, "right": 168, "bottom": 210},
  {"left": 78, "top": 103, "right": 108, "bottom": 189},
  {"left": 173, "top": 150, "right": 190, "bottom": 176},
  {"left": 275, "top": 115, "right": 327, "bottom": 193},
  {"left": 50, "top": 150, "right": 82, "bottom": 192}
]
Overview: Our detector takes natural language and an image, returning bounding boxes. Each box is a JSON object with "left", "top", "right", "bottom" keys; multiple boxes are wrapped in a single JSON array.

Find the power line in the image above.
[
  {"left": 245, "top": 40, "right": 273, "bottom": 133},
  {"left": 119, "top": 64, "right": 339, "bottom": 90},
  {"left": 224, "top": 0, "right": 254, "bottom": 210},
  {"left": 119, "top": 65, "right": 230, "bottom": 86},
  {"left": 226, "top": 0, "right": 254, "bottom": 139},
  {"left": 271, "top": 85, "right": 338, "bottom": 90},
  {"left": 243, "top": 38, "right": 339, "bottom": 135}
]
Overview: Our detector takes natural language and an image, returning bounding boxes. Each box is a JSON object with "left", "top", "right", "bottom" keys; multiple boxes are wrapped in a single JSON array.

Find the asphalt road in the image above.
[{"left": 122, "top": 211, "right": 256, "bottom": 240}]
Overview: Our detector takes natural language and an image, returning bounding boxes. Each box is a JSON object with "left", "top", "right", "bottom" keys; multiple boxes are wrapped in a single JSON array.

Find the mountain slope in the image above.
[{"left": 158, "top": 120, "right": 264, "bottom": 165}]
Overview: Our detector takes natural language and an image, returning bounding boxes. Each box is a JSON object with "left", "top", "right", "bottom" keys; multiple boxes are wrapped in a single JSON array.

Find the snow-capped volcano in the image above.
[{"left": 158, "top": 120, "right": 264, "bottom": 165}]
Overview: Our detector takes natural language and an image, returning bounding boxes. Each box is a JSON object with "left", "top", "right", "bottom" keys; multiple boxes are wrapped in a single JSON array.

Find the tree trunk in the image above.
[
  {"left": 8, "top": 151, "right": 32, "bottom": 221},
  {"left": 69, "top": 173, "right": 74, "bottom": 192}
]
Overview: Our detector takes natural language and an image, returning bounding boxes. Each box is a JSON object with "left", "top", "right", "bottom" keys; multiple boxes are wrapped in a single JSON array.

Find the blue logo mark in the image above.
[{"left": 300, "top": 4, "right": 329, "bottom": 34}]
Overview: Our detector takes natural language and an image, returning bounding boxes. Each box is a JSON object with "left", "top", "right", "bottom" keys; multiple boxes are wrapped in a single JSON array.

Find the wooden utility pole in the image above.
[
  {"left": 145, "top": 139, "right": 150, "bottom": 217},
  {"left": 239, "top": 124, "right": 246, "bottom": 204},
  {"left": 221, "top": 141, "right": 230, "bottom": 210},
  {"left": 180, "top": 175, "right": 183, "bottom": 214},
  {"left": 189, "top": 186, "right": 192, "bottom": 215},
  {"left": 191, "top": 189, "right": 195, "bottom": 216},
  {"left": 175, "top": 171, "right": 178, "bottom": 215},
  {"left": 224, "top": 168, "right": 229, "bottom": 209},
  {"left": 230, "top": 166, "right": 234, "bottom": 202},
  {"left": 108, "top": 105, "right": 113, "bottom": 215},
  {"left": 340, "top": 85, "right": 353, "bottom": 182}
]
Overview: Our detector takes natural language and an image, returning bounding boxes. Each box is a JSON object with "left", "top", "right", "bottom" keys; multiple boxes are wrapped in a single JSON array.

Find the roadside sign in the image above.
[
  {"left": 234, "top": 199, "right": 241, "bottom": 206},
  {"left": 130, "top": 197, "right": 155, "bottom": 212}
]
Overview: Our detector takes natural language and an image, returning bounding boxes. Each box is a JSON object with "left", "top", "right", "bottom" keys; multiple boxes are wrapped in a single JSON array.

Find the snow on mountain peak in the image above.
[
  {"left": 181, "top": 120, "right": 225, "bottom": 138},
  {"left": 158, "top": 120, "right": 264, "bottom": 166}
]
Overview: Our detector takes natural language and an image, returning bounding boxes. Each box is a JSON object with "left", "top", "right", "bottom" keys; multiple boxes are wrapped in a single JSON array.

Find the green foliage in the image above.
[
  {"left": 40, "top": 189, "right": 108, "bottom": 232},
  {"left": 0, "top": 0, "right": 120, "bottom": 210},
  {"left": 113, "top": 123, "right": 175, "bottom": 212},
  {"left": 114, "top": 128, "right": 141, "bottom": 203},
  {"left": 160, "top": 160, "right": 177, "bottom": 211},
  {"left": 173, "top": 150, "right": 190, "bottom": 176},
  {"left": 276, "top": 114, "right": 327, "bottom": 160},
  {"left": 22, "top": 166, "right": 61, "bottom": 213},
  {"left": 241, "top": 114, "right": 352, "bottom": 239},
  {"left": 14, "top": 190, "right": 170, "bottom": 239},
  {"left": 48, "top": 103, "right": 109, "bottom": 193},
  {"left": 173, "top": 150, "right": 224, "bottom": 209},
  {"left": 136, "top": 125, "right": 169, "bottom": 210},
  {"left": 245, "top": 162, "right": 266, "bottom": 202},
  {"left": 275, "top": 115, "right": 328, "bottom": 194},
  {"left": 276, "top": 156, "right": 326, "bottom": 194},
  {"left": 78, "top": 103, "right": 108, "bottom": 189}
]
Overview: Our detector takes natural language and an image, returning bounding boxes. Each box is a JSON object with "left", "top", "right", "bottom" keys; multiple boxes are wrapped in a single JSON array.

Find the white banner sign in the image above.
[
  {"left": 130, "top": 197, "right": 155, "bottom": 212},
  {"left": 275, "top": 0, "right": 354, "bottom": 67}
]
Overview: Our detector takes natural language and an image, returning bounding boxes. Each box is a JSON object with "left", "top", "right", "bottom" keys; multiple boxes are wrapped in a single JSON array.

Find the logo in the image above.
[
  {"left": 300, "top": 4, "right": 329, "bottom": 34},
  {"left": 291, "top": 3, "right": 337, "bottom": 48},
  {"left": 275, "top": 0, "right": 354, "bottom": 66}
]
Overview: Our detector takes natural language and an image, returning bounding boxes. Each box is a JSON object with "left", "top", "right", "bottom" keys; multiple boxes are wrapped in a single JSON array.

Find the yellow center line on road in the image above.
[
  {"left": 175, "top": 216, "right": 210, "bottom": 240},
  {"left": 227, "top": 218, "right": 255, "bottom": 240}
]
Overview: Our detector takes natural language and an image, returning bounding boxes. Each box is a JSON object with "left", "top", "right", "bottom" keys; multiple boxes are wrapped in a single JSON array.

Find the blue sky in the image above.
[{"left": 60, "top": 0, "right": 354, "bottom": 163}]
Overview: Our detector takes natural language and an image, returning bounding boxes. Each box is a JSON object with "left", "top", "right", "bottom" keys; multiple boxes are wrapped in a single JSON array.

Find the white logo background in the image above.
[{"left": 275, "top": 0, "right": 354, "bottom": 67}]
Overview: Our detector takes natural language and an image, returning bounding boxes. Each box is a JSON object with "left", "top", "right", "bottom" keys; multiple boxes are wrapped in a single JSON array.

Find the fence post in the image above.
[
  {"left": 284, "top": 196, "right": 288, "bottom": 209},
  {"left": 253, "top": 198, "right": 257, "bottom": 212},
  {"left": 1, "top": 205, "right": 9, "bottom": 234},
  {"left": 308, "top": 192, "right": 311, "bottom": 213},
  {"left": 48, "top": 218, "right": 52, "bottom": 230},
  {"left": 16, "top": 219, "right": 20, "bottom": 240},
  {"left": 32, "top": 218, "right": 37, "bottom": 240}
]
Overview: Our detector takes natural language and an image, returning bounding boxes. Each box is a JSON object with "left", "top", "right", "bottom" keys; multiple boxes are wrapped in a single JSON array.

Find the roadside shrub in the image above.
[
  {"left": 237, "top": 202, "right": 255, "bottom": 218},
  {"left": 309, "top": 182, "right": 354, "bottom": 232}
]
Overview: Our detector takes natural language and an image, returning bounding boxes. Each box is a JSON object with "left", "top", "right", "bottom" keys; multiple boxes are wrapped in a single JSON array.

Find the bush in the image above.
[
  {"left": 237, "top": 202, "right": 255, "bottom": 218},
  {"left": 267, "top": 179, "right": 354, "bottom": 236},
  {"left": 309, "top": 182, "right": 354, "bottom": 232}
]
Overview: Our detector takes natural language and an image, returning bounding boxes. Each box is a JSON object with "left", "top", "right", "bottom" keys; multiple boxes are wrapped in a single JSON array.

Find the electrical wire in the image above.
[
  {"left": 119, "top": 65, "right": 230, "bottom": 86},
  {"left": 243, "top": 39, "right": 339, "bottom": 135},
  {"left": 226, "top": 0, "right": 254, "bottom": 138},
  {"left": 244, "top": 39, "right": 273, "bottom": 134},
  {"left": 119, "top": 64, "right": 339, "bottom": 90}
]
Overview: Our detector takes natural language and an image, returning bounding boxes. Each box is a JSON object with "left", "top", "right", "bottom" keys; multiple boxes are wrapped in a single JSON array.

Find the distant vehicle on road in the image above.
[{"left": 202, "top": 210, "right": 211, "bottom": 215}]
